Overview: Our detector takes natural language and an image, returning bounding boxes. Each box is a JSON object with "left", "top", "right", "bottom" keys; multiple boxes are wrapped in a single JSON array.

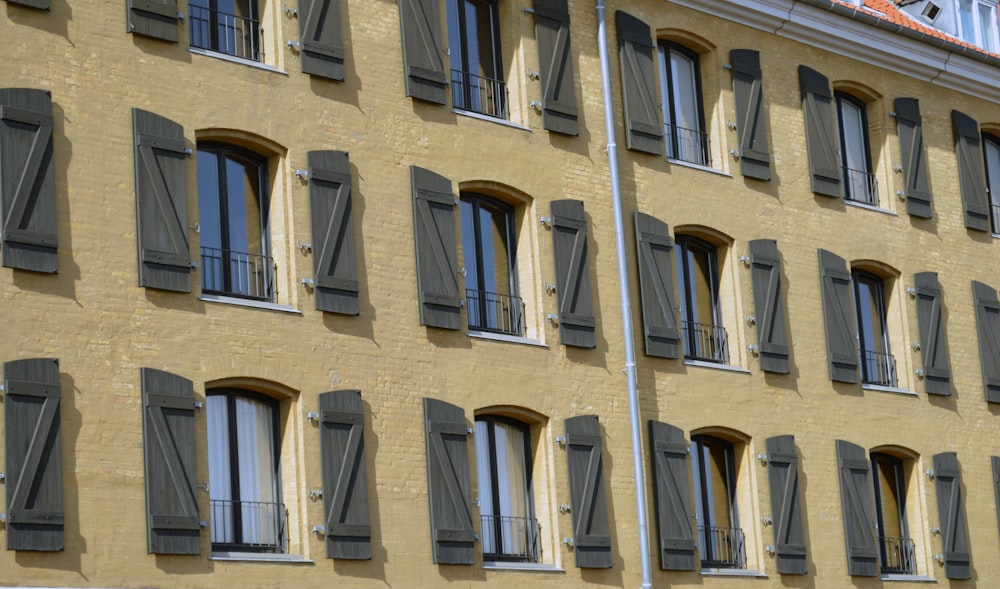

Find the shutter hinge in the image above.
[
  {"left": 184, "top": 147, "right": 193, "bottom": 157},
  {"left": 905, "top": 287, "right": 917, "bottom": 297},
  {"left": 530, "top": 100, "right": 543, "bottom": 111},
  {"left": 177, "top": 12, "right": 186, "bottom": 21},
  {"left": 0, "top": 513, "right": 5, "bottom": 525},
  {"left": 926, "top": 469, "right": 936, "bottom": 480},
  {"left": 539, "top": 216, "right": 552, "bottom": 227},
  {"left": 527, "top": 70, "right": 540, "bottom": 80},
  {"left": 911, "top": 342, "right": 922, "bottom": 352},
  {"left": 765, "top": 545, "right": 776, "bottom": 556},
  {"left": 739, "top": 255, "right": 751, "bottom": 267},
  {"left": 297, "top": 241, "right": 313, "bottom": 254},
  {"left": 897, "top": 190, "right": 906, "bottom": 201},
  {"left": 307, "top": 411, "right": 321, "bottom": 422},
  {"left": 756, "top": 453, "right": 768, "bottom": 466},
  {"left": 300, "top": 278, "right": 315, "bottom": 288},
  {"left": 915, "top": 369, "right": 925, "bottom": 379},
  {"left": 730, "top": 149, "right": 741, "bottom": 160},
  {"left": 889, "top": 111, "right": 897, "bottom": 118},
  {"left": 523, "top": 7, "right": 535, "bottom": 13},
  {"left": 294, "top": 169, "right": 309, "bottom": 180},
  {"left": 312, "top": 525, "right": 326, "bottom": 536},
  {"left": 558, "top": 504, "right": 572, "bottom": 514},
  {"left": 562, "top": 537, "right": 575, "bottom": 548},
  {"left": 308, "top": 489, "right": 323, "bottom": 500},
  {"left": 930, "top": 526, "right": 941, "bottom": 535},
  {"left": 761, "top": 517, "right": 773, "bottom": 526},
  {"left": 934, "top": 554, "right": 945, "bottom": 565},
  {"left": 726, "top": 121, "right": 738, "bottom": 131},
  {"left": 199, "top": 520, "right": 207, "bottom": 528},
  {"left": 722, "top": 63, "right": 733, "bottom": 70},
  {"left": 287, "top": 40, "right": 302, "bottom": 50},
  {"left": 745, "top": 314, "right": 756, "bottom": 326},
  {"left": 0, "top": 472, "right": 4, "bottom": 482},
  {"left": 893, "top": 164, "right": 903, "bottom": 173},
  {"left": 748, "top": 344, "right": 759, "bottom": 356},
  {"left": 283, "top": 5, "right": 299, "bottom": 17},
  {"left": 546, "top": 313, "right": 559, "bottom": 325},
  {"left": 197, "top": 481, "right": 209, "bottom": 492},
  {"left": 544, "top": 282, "right": 557, "bottom": 294},
  {"left": 190, "top": 261, "right": 199, "bottom": 270},
  {"left": 194, "top": 401, "right": 203, "bottom": 409},
  {"left": 554, "top": 435, "right": 567, "bottom": 447}
]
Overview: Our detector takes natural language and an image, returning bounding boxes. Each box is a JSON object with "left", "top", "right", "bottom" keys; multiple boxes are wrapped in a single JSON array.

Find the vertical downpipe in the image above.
[{"left": 594, "top": 1, "right": 653, "bottom": 588}]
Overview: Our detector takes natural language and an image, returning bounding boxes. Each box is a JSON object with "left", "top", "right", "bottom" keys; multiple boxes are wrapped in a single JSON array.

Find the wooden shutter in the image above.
[
  {"left": 616, "top": 11, "right": 662, "bottom": 155},
  {"left": 0, "top": 88, "right": 57, "bottom": 273},
  {"left": 299, "top": 0, "right": 345, "bottom": 81},
  {"left": 309, "top": 150, "right": 359, "bottom": 315},
  {"left": 565, "top": 415, "right": 612, "bottom": 568},
  {"left": 552, "top": 200, "right": 595, "bottom": 348},
  {"left": 953, "top": 110, "right": 990, "bottom": 231},
  {"left": 835, "top": 440, "right": 878, "bottom": 577},
  {"left": 6, "top": 0, "right": 50, "bottom": 9},
  {"left": 798, "top": 65, "right": 841, "bottom": 198},
  {"left": 398, "top": 0, "right": 447, "bottom": 105},
  {"left": 126, "top": 0, "right": 180, "bottom": 43},
  {"left": 766, "top": 435, "right": 806, "bottom": 575},
  {"left": 411, "top": 166, "right": 461, "bottom": 330},
  {"left": 749, "top": 239, "right": 790, "bottom": 374},
  {"left": 894, "top": 98, "right": 932, "bottom": 218},
  {"left": 933, "top": 452, "right": 971, "bottom": 580},
  {"left": 730, "top": 50, "right": 771, "bottom": 180},
  {"left": 4, "top": 358, "right": 63, "bottom": 551},
  {"left": 647, "top": 420, "right": 695, "bottom": 570},
  {"left": 992, "top": 456, "right": 1000, "bottom": 539},
  {"left": 973, "top": 280, "right": 1000, "bottom": 403},
  {"left": 534, "top": 0, "right": 578, "bottom": 136},
  {"left": 132, "top": 108, "right": 191, "bottom": 293},
  {"left": 141, "top": 367, "right": 200, "bottom": 555},
  {"left": 422, "top": 398, "right": 474, "bottom": 564},
  {"left": 319, "top": 390, "right": 371, "bottom": 559},
  {"left": 634, "top": 212, "right": 680, "bottom": 359},
  {"left": 914, "top": 272, "right": 950, "bottom": 395},
  {"left": 818, "top": 249, "right": 858, "bottom": 383}
]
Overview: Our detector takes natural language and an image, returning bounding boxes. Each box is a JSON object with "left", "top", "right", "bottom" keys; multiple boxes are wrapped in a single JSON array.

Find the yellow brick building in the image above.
[{"left": 3, "top": 0, "right": 1000, "bottom": 587}]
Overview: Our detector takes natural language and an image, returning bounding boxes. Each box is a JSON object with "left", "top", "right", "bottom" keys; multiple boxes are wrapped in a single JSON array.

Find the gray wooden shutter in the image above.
[
  {"left": 894, "top": 98, "right": 932, "bottom": 218},
  {"left": 319, "top": 390, "right": 371, "bottom": 559},
  {"left": 730, "top": 50, "right": 771, "bottom": 180},
  {"left": 309, "top": 150, "right": 358, "bottom": 315},
  {"left": 766, "top": 435, "right": 806, "bottom": 575},
  {"left": 933, "top": 452, "right": 971, "bottom": 580},
  {"left": 972, "top": 280, "right": 1000, "bottom": 403},
  {"left": 132, "top": 108, "right": 191, "bottom": 292},
  {"left": 749, "top": 239, "right": 790, "bottom": 374},
  {"left": 4, "top": 358, "right": 63, "bottom": 551},
  {"left": 634, "top": 212, "right": 680, "bottom": 359},
  {"left": 299, "top": 0, "right": 345, "bottom": 81},
  {"left": 126, "top": 0, "right": 180, "bottom": 43},
  {"left": 835, "top": 439, "right": 878, "bottom": 577},
  {"left": 0, "top": 88, "right": 57, "bottom": 273},
  {"left": 647, "top": 420, "right": 695, "bottom": 571},
  {"left": 565, "top": 415, "right": 612, "bottom": 568},
  {"left": 953, "top": 110, "right": 990, "bottom": 231},
  {"left": 398, "top": 0, "right": 447, "bottom": 105},
  {"left": 141, "top": 367, "right": 200, "bottom": 555},
  {"left": 552, "top": 200, "right": 595, "bottom": 348},
  {"left": 422, "top": 398, "right": 474, "bottom": 564},
  {"left": 616, "top": 11, "right": 662, "bottom": 155},
  {"left": 914, "top": 272, "right": 950, "bottom": 395},
  {"left": 5, "top": 0, "right": 50, "bottom": 9},
  {"left": 992, "top": 456, "right": 1000, "bottom": 539},
  {"left": 799, "top": 65, "right": 841, "bottom": 198},
  {"left": 819, "top": 249, "right": 858, "bottom": 383},
  {"left": 534, "top": 0, "right": 578, "bottom": 136},
  {"left": 411, "top": 166, "right": 461, "bottom": 330}
]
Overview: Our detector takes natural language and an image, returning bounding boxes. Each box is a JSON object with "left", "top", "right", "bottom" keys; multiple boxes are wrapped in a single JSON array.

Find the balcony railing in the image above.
[
  {"left": 860, "top": 349, "right": 897, "bottom": 387},
  {"left": 879, "top": 536, "right": 916, "bottom": 575},
  {"left": 480, "top": 514, "right": 540, "bottom": 563},
  {"left": 189, "top": 4, "right": 262, "bottom": 62},
  {"left": 201, "top": 246, "right": 275, "bottom": 301},
  {"left": 466, "top": 289, "right": 524, "bottom": 337},
  {"left": 843, "top": 166, "right": 879, "bottom": 207},
  {"left": 210, "top": 499, "right": 286, "bottom": 553},
  {"left": 682, "top": 321, "right": 730, "bottom": 364},
  {"left": 665, "top": 123, "right": 711, "bottom": 167},
  {"left": 451, "top": 69, "right": 509, "bottom": 120},
  {"left": 698, "top": 525, "right": 746, "bottom": 569}
]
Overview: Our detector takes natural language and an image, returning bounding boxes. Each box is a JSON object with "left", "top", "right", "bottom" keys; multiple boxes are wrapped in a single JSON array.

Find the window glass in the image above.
[
  {"left": 853, "top": 270, "right": 895, "bottom": 386},
  {"left": 978, "top": 2, "right": 996, "bottom": 51},
  {"left": 675, "top": 235, "right": 728, "bottom": 363},
  {"left": 448, "top": 0, "right": 506, "bottom": 118},
  {"left": 836, "top": 93, "right": 877, "bottom": 206},
  {"left": 461, "top": 194, "right": 522, "bottom": 335},
  {"left": 983, "top": 135, "right": 1000, "bottom": 232},
  {"left": 475, "top": 416, "right": 537, "bottom": 562},
  {"left": 691, "top": 435, "right": 745, "bottom": 569},
  {"left": 871, "top": 452, "right": 915, "bottom": 574},
  {"left": 659, "top": 43, "right": 708, "bottom": 165}
]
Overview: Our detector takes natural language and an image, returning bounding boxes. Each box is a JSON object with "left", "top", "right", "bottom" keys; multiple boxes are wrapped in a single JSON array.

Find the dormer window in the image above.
[
  {"left": 958, "top": 0, "right": 999, "bottom": 52},
  {"left": 922, "top": 1, "right": 942, "bottom": 21}
]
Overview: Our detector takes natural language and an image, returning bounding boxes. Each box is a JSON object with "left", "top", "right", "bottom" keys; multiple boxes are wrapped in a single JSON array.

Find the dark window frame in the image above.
[
  {"left": 691, "top": 434, "right": 745, "bottom": 569},
  {"left": 981, "top": 132, "right": 1000, "bottom": 233},
  {"left": 852, "top": 269, "right": 896, "bottom": 387},
  {"left": 835, "top": 91, "right": 879, "bottom": 206},
  {"left": 447, "top": 0, "right": 508, "bottom": 119},
  {"left": 871, "top": 452, "right": 916, "bottom": 575},
  {"left": 675, "top": 235, "right": 728, "bottom": 364},
  {"left": 658, "top": 41, "right": 710, "bottom": 166},
  {"left": 188, "top": 0, "right": 263, "bottom": 62},
  {"left": 461, "top": 193, "right": 523, "bottom": 336}
]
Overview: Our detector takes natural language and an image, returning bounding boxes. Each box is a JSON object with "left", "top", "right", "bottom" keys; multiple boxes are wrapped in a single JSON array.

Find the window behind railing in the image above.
[
  {"left": 189, "top": 3, "right": 262, "bottom": 62},
  {"left": 480, "top": 514, "right": 540, "bottom": 563},
  {"left": 698, "top": 525, "right": 746, "bottom": 569},
  {"left": 860, "top": 349, "right": 897, "bottom": 387},
  {"left": 466, "top": 289, "right": 524, "bottom": 336},
  {"left": 844, "top": 166, "right": 879, "bottom": 207},
  {"left": 665, "top": 123, "right": 711, "bottom": 167},
  {"left": 210, "top": 499, "right": 286, "bottom": 553},
  {"left": 879, "top": 536, "right": 916, "bottom": 575},
  {"left": 682, "top": 321, "right": 729, "bottom": 364},
  {"left": 451, "top": 70, "right": 509, "bottom": 120},
  {"left": 201, "top": 246, "right": 275, "bottom": 301}
]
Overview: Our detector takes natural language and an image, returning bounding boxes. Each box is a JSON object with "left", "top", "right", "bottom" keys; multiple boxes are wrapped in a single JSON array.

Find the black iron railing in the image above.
[
  {"left": 201, "top": 246, "right": 275, "bottom": 301},
  {"left": 860, "top": 349, "right": 897, "bottom": 387},
  {"left": 698, "top": 525, "right": 746, "bottom": 569},
  {"left": 480, "top": 514, "right": 540, "bottom": 563},
  {"left": 466, "top": 289, "right": 524, "bottom": 336},
  {"left": 879, "top": 536, "right": 916, "bottom": 575},
  {"left": 843, "top": 166, "right": 879, "bottom": 207},
  {"left": 189, "top": 4, "right": 261, "bottom": 62},
  {"left": 682, "top": 321, "right": 730, "bottom": 364},
  {"left": 451, "top": 69, "right": 509, "bottom": 120},
  {"left": 665, "top": 123, "right": 711, "bottom": 167},
  {"left": 210, "top": 499, "right": 286, "bottom": 553}
]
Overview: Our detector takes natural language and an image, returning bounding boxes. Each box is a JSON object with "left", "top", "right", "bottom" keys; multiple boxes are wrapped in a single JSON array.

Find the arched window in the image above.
[
  {"left": 852, "top": 269, "right": 895, "bottom": 387},
  {"left": 691, "top": 434, "right": 745, "bottom": 569},
  {"left": 197, "top": 142, "right": 273, "bottom": 301},
  {"left": 835, "top": 92, "right": 878, "bottom": 206},
  {"left": 659, "top": 42, "right": 709, "bottom": 166},
  {"left": 675, "top": 235, "right": 728, "bottom": 363},
  {"left": 207, "top": 389, "right": 284, "bottom": 553},
  {"left": 871, "top": 451, "right": 915, "bottom": 574},
  {"left": 461, "top": 193, "right": 523, "bottom": 336}
]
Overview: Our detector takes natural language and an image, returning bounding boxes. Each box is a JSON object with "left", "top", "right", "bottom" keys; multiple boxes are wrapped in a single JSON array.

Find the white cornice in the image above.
[{"left": 669, "top": 0, "right": 1000, "bottom": 102}]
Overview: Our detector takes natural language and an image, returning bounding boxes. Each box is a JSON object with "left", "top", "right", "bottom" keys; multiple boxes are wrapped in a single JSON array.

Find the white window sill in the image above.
[
  {"left": 845, "top": 199, "right": 898, "bottom": 216},
  {"left": 200, "top": 294, "right": 302, "bottom": 314},
  {"left": 881, "top": 574, "right": 936, "bottom": 582},
  {"left": 468, "top": 330, "right": 547, "bottom": 347},
  {"left": 862, "top": 383, "right": 918, "bottom": 396},
  {"left": 666, "top": 158, "right": 732, "bottom": 178},
  {"left": 701, "top": 568, "right": 767, "bottom": 577},
  {"left": 453, "top": 108, "right": 531, "bottom": 132},
  {"left": 684, "top": 359, "right": 751, "bottom": 374},
  {"left": 482, "top": 562, "right": 565, "bottom": 572},
  {"left": 188, "top": 48, "right": 288, "bottom": 76},
  {"left": 209, "top": 552, "right": 313, "bottom": 563}
]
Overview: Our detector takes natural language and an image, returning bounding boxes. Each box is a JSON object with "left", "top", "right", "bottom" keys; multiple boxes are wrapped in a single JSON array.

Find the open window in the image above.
[
  {"left": 871, "top": 452, "right": 916, "bottom": 575},
  {"left": 852, "top": 269, "right": 896, "bottom": 387},
  {"left": 675, "top": 235, "right": 728, "bottom": 364},
  {"left": 958, "top": 0, "right": 1000, "bottom": 52},
  {"left": 836, "top": 92, "right": 879, "bottom": 207},
  {"left": 691, "top": 435, "right": 745, "bottom": 569},
  {"left": 189, "top": 0, "right": 263, "bottom": 62},
  {"left": 447, "top": 0, "right": 508, "bottom": 120},
  {"left": 461, "top": 193, "right": 523, "bottom": 336},
  {"left": 658, "top": 42, "right": 709, "bottom": 166},
  {"left": 982, "top": 132, "right": 1000, "bottom": 234}
]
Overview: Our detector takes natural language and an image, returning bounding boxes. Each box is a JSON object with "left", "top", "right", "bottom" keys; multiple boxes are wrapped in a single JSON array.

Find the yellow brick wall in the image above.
[{"left": 2, "top": 0, "right": 1000, "bottom": 587}]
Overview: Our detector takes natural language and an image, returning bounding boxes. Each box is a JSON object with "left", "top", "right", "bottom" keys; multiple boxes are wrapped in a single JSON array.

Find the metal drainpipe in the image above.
[{"left": 595, "top": 1, "right": 653, "bottom": 588}]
